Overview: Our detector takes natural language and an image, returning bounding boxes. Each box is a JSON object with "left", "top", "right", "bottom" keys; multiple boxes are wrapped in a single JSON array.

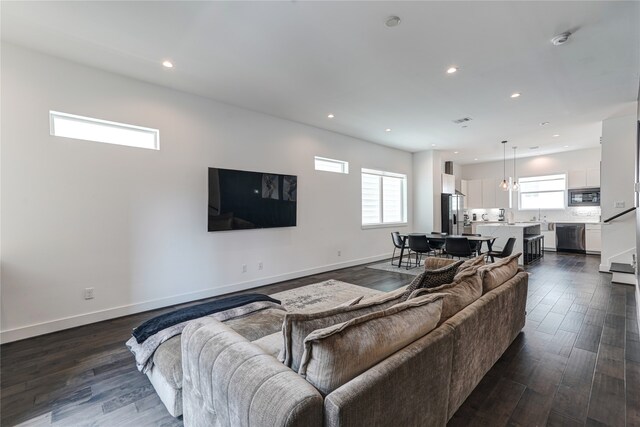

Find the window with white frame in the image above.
[
  {"left": 314, "top": 156, "right": 349, "bottom": 174},
  {"left": 361, "top": 168, "right": 407, "bottom": 226},
  {"left": 518, "top": 174, "right": 566, "bottom": 210},
  {"left": 50, "top": 111, "right": 159, "bottom": 150}
]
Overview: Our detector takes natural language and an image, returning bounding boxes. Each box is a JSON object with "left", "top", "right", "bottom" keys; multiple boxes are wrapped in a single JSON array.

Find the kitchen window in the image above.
[
  {"left": 518, "top": 174, "right": 566, "bottom": 210},
  {"left": 361, "top": 168, "right": 407, "bottom": 226}
]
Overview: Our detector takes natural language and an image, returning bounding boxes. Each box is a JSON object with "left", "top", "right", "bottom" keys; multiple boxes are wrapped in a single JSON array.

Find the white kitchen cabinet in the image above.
[
  {"left": 586, "top": 223, "right": 602, "bottom": 253},
  {"left": 586, "top": 168, "right": 600, "bottom": 187},
  {"left": 467, "top": 179, "right": 482, "bottom": 208},
  {"left": 461, "top": 180, "right": 468, "bottom": 208},
  {"left": 568, "top": 170, "right": 587, "bottom": 188},
  {"left": 442, "top": 173, "right": 455, "bottom": 194},
  {"left": 495, "top": 179, "right": 509, "bottom": 209},
  {"left": 481, "top": 179, "right": 496, "bottom": 208},
  {"left": 542, "top": 230, "right": 556, "bottom": 250}
]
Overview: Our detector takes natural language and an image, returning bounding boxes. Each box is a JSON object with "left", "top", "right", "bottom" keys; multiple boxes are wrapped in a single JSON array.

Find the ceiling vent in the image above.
[
  {"left": 551, "top": 31, "right": 572, "bottom": 46},
  {"left": 452, "top": 117, "right": 472, "bottom": 124}
]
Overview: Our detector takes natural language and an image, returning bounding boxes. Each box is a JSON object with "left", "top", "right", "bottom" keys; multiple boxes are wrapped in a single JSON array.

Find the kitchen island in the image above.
[{"left": 476, "top": 223, "right": 542, "bottom": 265}]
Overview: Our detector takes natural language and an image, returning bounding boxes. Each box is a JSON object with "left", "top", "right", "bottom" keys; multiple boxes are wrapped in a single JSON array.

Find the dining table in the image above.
[{"left": 396, "top": 233, "right": 496, "bottom": 263}]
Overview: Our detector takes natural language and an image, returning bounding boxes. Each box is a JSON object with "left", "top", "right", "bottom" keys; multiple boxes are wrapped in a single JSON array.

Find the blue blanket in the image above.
[{"left": 132, "top": 293, "right": 281, "bottom": 343}]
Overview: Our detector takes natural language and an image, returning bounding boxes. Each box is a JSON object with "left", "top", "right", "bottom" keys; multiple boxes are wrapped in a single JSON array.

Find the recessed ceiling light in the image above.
[
  {"left": 540, "top": 122, "right": 550, "bottom": 126},
  {"left": 453, "top": 151, "right": 459, "bottom": 154},
  {"left": 474, "top": 158, "right": 478, "bottom": 161},
  {"left": 553, "top": 134, "right": 560, "bottom": 137},
  {"left": 431, "top": 144, "right": 437, "bottom": 147},
  {"left": 447, "top": 67, "right": 458, "bottom": 74},
  {"left": 162, "top": 60, "right": 174, "bottom": 68},
  {"left": 385, "top": 16, "right": 401, "bottom": 28},
  {"left": 327, "top": 114, "right": 334, "bottom": 119},
  {"left": 564, "top": 145, "right": 569, "bottom": 148},
  {"left": 385, "top": 128, "right": 392, "bottom": 132},
  {"left": 510, "top": 93, "right": 521, "bottom": 98}
]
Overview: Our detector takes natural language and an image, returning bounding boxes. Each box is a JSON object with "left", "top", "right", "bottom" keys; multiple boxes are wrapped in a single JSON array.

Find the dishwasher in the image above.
[{"left": 555, "top": 223, "right": 586, "bottom": 253}]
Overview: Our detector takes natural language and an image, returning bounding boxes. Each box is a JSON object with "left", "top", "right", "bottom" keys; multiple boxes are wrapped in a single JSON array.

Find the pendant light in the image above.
[
  {"left": 499, "top": 141, "right": 509, "bottom": 190},
  {"left": 512, "top": 146, "right": 520, "bottom": 191}
]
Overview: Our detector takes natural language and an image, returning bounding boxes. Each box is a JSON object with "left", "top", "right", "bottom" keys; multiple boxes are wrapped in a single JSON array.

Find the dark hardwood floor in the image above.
[{"left": 1, "top": 252, "right": 638, "bottom": 426}]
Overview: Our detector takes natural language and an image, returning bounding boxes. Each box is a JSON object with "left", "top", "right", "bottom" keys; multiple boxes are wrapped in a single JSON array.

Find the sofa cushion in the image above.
[
  {"left": 279, "top": 290, "right": 405, "bottom": 372},
  {"left": 408, "top": 267, "right": 482, "bottom": 323},
  {"left": 424, "top": 257, "right": 458, "bottom": 270},
  {"left": 252, "top": 332, "right": 282, "bottom": 358},
  {"left": 222, "top": 308, "right": 286, "bottom": 341},
  {"left": 403, "top": 260, "right": 463, "bottom": 299},
  {"left": 152, "top": 335, "right": 182, "bottom": 390},
  {"left": 478, "top": 253, "right": 522, "bottom": 293},
  {"left": 457, "top": 254, "right": 485, "bottom": 273},
  {"left": 298, "top": 294, "right": 444, "bottom": 396}
]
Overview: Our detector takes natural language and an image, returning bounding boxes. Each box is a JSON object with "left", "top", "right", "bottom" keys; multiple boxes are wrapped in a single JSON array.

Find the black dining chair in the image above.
[
  {"left": 444, "top": 237, "right": 473, "bottom": 259},
  {"left": 428, "top": 232, "right": 446, "bottom": 256},
  {"left": 462, "top": 233, "right": 482, "bottom": 255},
  {"left": 407, "top": 234, "right": 434, "bottom": 269},
  {"left": 486, "top": 237, "right": 516, "bottom": 263},
  {"left": 390, "top": 232, "right": 410, "bottom": 267}
]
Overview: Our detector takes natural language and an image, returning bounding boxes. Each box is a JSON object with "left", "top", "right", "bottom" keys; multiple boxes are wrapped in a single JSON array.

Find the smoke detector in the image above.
[
  {"left": 385, "top": 16, "right": 401, "bottom": 28},
  {"left": 551, "top": 32, "right": 572, "bottom": 46}
]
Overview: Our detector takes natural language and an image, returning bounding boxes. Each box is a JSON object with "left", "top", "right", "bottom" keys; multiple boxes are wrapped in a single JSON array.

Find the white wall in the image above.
[
  {"left": 600, "top": 113, "right": 638, "bottom": 270},
  {"left": 0, "top": 44, "right": 413, "bottom": 342}
]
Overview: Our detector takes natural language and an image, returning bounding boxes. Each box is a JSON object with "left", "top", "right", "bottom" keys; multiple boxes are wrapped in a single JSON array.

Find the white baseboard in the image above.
[
  {"left": 599, "top": 263, "right": 611, "bottom": 273},
  {"left": 0, "top": 254, "right": 389, "bottom": 344}
]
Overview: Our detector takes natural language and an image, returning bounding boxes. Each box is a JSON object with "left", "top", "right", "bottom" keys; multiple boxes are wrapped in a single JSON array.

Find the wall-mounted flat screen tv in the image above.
[{"left": 208, "top": 167, "right": 297, "bottom": 231}]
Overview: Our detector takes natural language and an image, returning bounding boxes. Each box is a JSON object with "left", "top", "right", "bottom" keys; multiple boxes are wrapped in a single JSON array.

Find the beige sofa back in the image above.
[
  {"left": 181, "top": 270, "right": 528, "bottom": 427},
  {"left": 444, "top": 270, "right": 528, "bottom": 418}
]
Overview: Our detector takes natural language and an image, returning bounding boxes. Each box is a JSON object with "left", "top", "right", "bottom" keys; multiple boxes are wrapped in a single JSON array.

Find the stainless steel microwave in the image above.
[{"left": 568, "top": 187, "right": 600, "bottom": 206}]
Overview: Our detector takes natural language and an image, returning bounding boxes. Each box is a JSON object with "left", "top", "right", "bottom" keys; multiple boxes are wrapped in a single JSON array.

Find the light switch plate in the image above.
[{"left": 614, "top": 201, "right": 625, "bottom": 208}]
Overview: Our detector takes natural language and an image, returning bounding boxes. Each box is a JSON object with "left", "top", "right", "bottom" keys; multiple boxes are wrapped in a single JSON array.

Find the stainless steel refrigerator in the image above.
[{"left": 441, "top": 192, "right": 465, "bottom": 235}]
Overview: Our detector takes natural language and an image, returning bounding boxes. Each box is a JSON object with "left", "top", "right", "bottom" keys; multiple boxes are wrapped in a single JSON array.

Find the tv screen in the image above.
[{"left": 208, "top": 167, "right": 297, "bottom": 231}]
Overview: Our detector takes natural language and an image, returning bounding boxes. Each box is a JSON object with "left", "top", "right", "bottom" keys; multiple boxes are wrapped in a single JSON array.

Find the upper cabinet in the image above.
[
  {"left": 466, "top": 179, "right": 482, "bottom": 208},
  {"left": 481, "top": 179, "right": 496, "bottom": 208},
  {"left": 586, "top": 167, "right": 600, "bottom": 187},
  {"left": 568, "top": 170, "right": 587, "bottom": 188},
  {"left": 569, "top": 168, "right": 600, "bottom": 188},
  {"left": 462, "top": 178, "right": 508, "bottom": 209},
  {"left": 442, "top": 173, "right": 455, "bottom": 194}
]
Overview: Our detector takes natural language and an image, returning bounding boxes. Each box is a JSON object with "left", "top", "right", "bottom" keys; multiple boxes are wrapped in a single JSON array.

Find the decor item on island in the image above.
[
  {"left": 499, "top": 140, "right": 509, "bottom": 191},
  {"left": 208, "top": 167, "right": 297, "bottom": 231}
]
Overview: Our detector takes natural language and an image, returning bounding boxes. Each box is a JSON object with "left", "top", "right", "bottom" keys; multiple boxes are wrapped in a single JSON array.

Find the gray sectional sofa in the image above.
[{"left": 171, "top": 255, "right": 528, "bottom": 426}]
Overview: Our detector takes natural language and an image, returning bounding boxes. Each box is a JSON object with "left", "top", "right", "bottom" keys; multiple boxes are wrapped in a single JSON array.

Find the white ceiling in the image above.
[{"left": 2, "top": 1, "right": 639, "bottom": 164}]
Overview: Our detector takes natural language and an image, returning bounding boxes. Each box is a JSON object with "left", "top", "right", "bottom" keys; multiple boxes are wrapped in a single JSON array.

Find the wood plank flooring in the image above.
[{"left": 1, "top": 252, "right": 638, "bottom": 426}]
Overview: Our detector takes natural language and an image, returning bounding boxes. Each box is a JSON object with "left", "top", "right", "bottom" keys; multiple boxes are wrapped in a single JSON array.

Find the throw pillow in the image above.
[
  {"left": 402, "top": 260, "right": 463, "bottom": 300},
  {"left": 424, "top": 257, "right": 458, "bottom": 271},
  {"left": 478, "top": 253, "right": 522, "bottom": 293},
  {"left": 298, "top": 293, "right": 444, "bottom": 396},
  {"left": 408, "top": 267, "right": 482, "bottom": 323},
  {"left": 457, "top": 254, "right": 485, "bottom": 274},
  {"left": 278, "top": 289, "right": 406, "bottom": 372}
]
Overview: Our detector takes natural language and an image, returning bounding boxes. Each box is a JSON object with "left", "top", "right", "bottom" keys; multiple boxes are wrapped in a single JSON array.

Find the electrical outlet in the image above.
[
  {"left": 84, "top": 287, "right": 95, "bottom": 300},
  {"left": 337, "top": 250, "right": 341, "bottom": 257},
  {"left": 614, "top": 201, "right": 626, "bottom": 208},
  {"left": 258, "top": 262, "right": 263, "bottom": 270},
  {"left": 242, "top": 264, "right": 247, "bottom": 273}
]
